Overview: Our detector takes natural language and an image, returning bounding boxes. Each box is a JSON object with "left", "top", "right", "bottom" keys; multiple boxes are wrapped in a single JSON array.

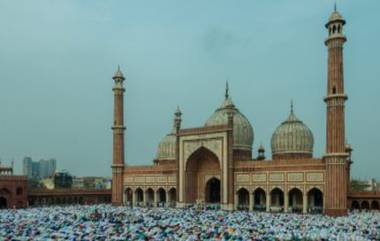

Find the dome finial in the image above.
[
  {"left": 334, "top": 2, "right": 337, "bottom": 12},
  {"left": 225, "top": 80, "right": 229, "bottom": 99},
  {"left": 290, "top": 99, "right": 294, "bottom": 114}
]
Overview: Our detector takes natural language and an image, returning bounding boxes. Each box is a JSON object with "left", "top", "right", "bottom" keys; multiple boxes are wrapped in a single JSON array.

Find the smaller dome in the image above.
[
  {"left": 156, "top": 132, "right": 176, "bottom": 161},
  {"left": 326, "top": 6, "right": 345, "bottom": 27},
  {"left": 271, "top": 104, "right": 314, "bottom": 160},
  {"left": 328, "top": 11, "right": 344, "bottom": 22}
]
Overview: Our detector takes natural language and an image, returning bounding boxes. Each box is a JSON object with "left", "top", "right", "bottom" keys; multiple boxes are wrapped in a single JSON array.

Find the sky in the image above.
[{"left": 0, "top": 0, "right": 379, "bottom": 179}]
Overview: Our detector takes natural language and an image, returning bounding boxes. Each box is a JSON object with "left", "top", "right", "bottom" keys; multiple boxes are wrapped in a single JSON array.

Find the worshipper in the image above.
[{"left": 0, "top": 204, "right": 379, "bottom": 240}]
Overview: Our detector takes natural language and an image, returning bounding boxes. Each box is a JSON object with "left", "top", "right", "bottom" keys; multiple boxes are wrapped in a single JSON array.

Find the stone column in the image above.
[
  {"left": 284, "top": 191, "right": 289, "bottom": 212},
  {"left": 154, "top": 191, "right": 158, "bottom": 207},
  {"left": 249, "top": 192, "right": 253, "bottom": 211},
  {"left": 234, "top": 193, "right": 238, "bottom": 210},
  {"left": 266, "top": 192, "right": 270, "bottom": 212},
  {"left": 142, "top": 191, "right": 146, "bottom": 207},
  {"left": 132, "top": 192, "right": 136, "bottom": 207},
  {"left": 166, "top": 190, "right": 169, "bottom": 207},
  {"left": 303, "top": 193, "right": 307, "bottom": 214}
]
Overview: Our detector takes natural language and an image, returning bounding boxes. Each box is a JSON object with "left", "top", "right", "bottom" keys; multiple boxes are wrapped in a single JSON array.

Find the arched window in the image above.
[
  {"left": 333, "top": 25, "right": 336, "bottom": 34},
  {"left": 337, "top": 25, "right": 341, "bottom": 33},
  {"left": 332, "top": 86, "right": 336, "bottom": 94}
]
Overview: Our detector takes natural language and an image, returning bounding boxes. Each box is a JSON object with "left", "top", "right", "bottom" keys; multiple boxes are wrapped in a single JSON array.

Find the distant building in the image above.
[
  {"left": 23, "top": 157, "right": 56, "bottom": 179},
  {"left": 72, "top": 176, "right": 111, "bottom": 190},
  {"left": 54, "top": 171, "right": 73, "bottom": 189}
]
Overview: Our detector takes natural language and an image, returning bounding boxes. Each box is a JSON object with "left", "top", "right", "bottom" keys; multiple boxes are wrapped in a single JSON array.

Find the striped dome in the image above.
[
  {"left": 205, "top": 93, "right": 254, "bottom": 152},
  {"left": 271, "top": 106, "right": 314, "bottom": 158},
  {"left": 156, "top": 132, "right": 176, "bottom": 160}
]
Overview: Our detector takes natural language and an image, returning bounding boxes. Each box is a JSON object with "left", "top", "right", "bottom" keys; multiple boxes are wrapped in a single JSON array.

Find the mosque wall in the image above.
[{"left": 234, "top": 170, "right": 325, "bottom": 194}]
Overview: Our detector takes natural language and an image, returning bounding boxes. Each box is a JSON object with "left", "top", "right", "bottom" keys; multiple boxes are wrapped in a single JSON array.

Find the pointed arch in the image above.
[
  {"left": 145, "top": 188, "right": 154, "bottom": 207},
  {"left": 270, "top": 187, "right": 284, "bottom": 211},
  {"left": 185, "top": 146, "right": 220, "bottom": 171},
  {"left": 371, "top": 200, "right": 379, "bottom": 210},
  {"left": 237, "top": 188, "right": 249, "bottom": 210},
  {"left": 253, "top": 187, "right": 266, "bottom": 211},
  {"left": 156, "top": 188, "right": 166, "bottom": 207},
  {"left": 288, "top": 188, "right": 303, "bottom": 213},
  {"left": 205, "top": 177, "right": 221, "bottom": 203},
  {"left": 361, "top": 201, "right": 370, "bottom": 210},
  {"left": 135, "top": 188, "right": 144, "bottom": 206},
  {"left": 125, "top": 188, "right": 133, "bottom": 206},
  {"left": 185, "top": 146, "right": 221, "bottom": 203},
  {"left": 168, "top": 188, "right": 176, "bottom": 207},
  {"left": 307, "top": 187, "right": 323, "bottom": 213}
]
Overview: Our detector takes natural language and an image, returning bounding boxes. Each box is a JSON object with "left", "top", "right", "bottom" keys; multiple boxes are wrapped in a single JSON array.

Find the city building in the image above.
[
  {"left": 111, "top": 8, "right": 380, "bottom": 216},
  {"left": 54, "top": 171, "right": 73, "bottom": 189},
  {"left": 23, "top": 157, "right": 56, "bottom": 179},
  {"left": 72, "top": 176, "right": 111, "bottom": 190}
]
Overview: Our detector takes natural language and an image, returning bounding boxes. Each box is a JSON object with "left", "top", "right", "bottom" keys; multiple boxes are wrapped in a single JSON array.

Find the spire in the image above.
[
  {"left": 174, "top": 105, "right": 182, "bottom": 132},
  {"left": 175, "top": 105, "right": 182, "bottom": 117},
  {"left": 286, "top": 100, "right": 299, "bottom": 122},
  {"left": 225, "top": 80, "right": 229, "bottom": 99},
  {"left": 290, "top": 99, "right": 294, "bottom": 114},
  {"left": 113, "top": 65, "right": 125, "bottom": 81}
]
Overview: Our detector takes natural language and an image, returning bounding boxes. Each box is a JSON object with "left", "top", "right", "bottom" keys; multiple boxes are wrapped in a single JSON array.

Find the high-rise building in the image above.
[
  {"left": 39, "top": 159, "right": 56, "bottom": 179},
  {"left": 22, "top": 157, "right": 57, "bottom": 179}
]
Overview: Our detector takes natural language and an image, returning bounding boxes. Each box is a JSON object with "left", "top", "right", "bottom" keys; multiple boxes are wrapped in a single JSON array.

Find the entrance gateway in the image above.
[{"left": 177, "top": 124, "right": 234, "bottom": 210}]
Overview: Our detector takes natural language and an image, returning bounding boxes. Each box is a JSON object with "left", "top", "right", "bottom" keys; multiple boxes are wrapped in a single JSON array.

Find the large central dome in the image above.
[{"left": 205, "top": 85, "right": 254, "bottom": 153}]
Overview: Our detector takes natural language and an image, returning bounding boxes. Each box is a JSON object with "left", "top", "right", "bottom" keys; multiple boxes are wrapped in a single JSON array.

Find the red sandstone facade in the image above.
[
  {"left": 111, "top": 9, "right": 380, "bottom": 216},
  {"left": 0, "top": 166, "right": 28, "bottom": 209}
]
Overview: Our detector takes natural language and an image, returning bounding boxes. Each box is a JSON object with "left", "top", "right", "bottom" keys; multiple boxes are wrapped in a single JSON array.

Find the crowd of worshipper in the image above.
[{"left": 0, "top": 204, "right": 379, "bottom": 241}]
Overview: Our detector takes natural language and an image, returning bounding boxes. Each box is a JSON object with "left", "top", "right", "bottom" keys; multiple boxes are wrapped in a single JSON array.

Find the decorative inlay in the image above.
[
  {"left": 269, "top": 173, "right": 284, "bottom": 182},
  {"left": 157, "top": 176, "right": 167, "bottom": 183},
  {"left": 236, "top": 174, "right": 250, "bottom": 183},
  {"left": 134, "top": 177, "right": 145, "bottom": 183},
  {"left": 125, "top": 177, "right": 133, "bottom": 183},
  {"left": 146, "top": 177, "right": 155, "bottom": 183},
  {"left": 168, "top": 176, "right": 176, "bottom": 183},
  {"left": 252, "top": 173, "right": 266, "bottom": 182},
  {"left": 288, "top": 173, "right": 304, "bottom": 182},
  {"left": 306, "top": 173, "right": 324, "bottom": 182}
]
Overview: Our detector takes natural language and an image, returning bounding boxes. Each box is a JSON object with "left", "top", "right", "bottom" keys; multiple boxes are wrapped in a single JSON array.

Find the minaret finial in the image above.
[
  {"left": 334, "top": 2, "right": 337, "bottom": 12},
  {"left": 225, "top": 80, "right": 229, "bottom": 99}
]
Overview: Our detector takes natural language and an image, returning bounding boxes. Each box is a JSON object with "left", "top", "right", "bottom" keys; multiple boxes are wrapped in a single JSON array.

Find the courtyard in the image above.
[{"left": 0, "top": 205, "right": 379, "bottom": 240}]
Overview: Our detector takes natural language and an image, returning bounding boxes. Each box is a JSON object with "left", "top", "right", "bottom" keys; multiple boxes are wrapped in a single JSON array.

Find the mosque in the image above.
[{"left": 110, "top": 8, "right": 380, "bottom": 216}]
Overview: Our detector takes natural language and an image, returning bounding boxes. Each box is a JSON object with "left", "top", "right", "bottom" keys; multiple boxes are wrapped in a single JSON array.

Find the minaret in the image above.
[
  {"left": 324, "top": 6, "right": 348, "bottom": 216},
  {"left": 111, "top": 66, "right": 126, "bottom": 206},
  {"left": 174, "top": 106, "right": 182, "bottom": 203}
]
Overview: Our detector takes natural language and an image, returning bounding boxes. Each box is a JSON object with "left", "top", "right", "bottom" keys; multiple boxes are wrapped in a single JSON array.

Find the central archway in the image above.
[
  {"left": 0, "top": 197, "right": 7, "bottom": 209},
  {"left": 185, "top": 147, "right": 221, "bottom": 204},
  {"left": 205, "top": 178, "right": 221, "bottom": 203}
]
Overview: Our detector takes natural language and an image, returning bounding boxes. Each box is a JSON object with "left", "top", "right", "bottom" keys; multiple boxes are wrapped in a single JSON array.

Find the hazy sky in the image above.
[{"left": 0, "top": 0, "right": 379, "bottom": 179}]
